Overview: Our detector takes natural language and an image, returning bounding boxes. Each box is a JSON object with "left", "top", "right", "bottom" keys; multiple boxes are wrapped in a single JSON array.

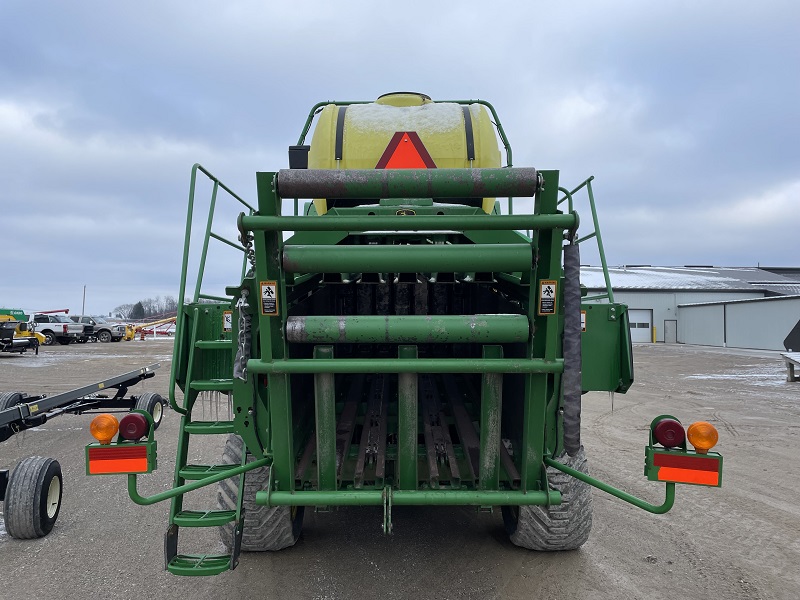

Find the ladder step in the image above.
[
  {"left": 194, "top": 340, "right": 233, "bottom": 350},
  {"left": 178, "top": 464, "right": 237, "bottom": 480},
  {"left": 189, "top": 379, "right": 234, "bottom": 391},
  {"left": 167, "top": 553, "right": 232, "bottom": 576},
  {"left": 184, "top": 421, "right": 236, "bottom": 435},
  {"left": 173, "top": 509, "right": 237, "bottom": 527}
]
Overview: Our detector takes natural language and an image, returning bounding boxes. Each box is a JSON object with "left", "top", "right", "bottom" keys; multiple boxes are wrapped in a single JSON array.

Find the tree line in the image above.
[{"left": 114, "top": 296, "right": 179, "bottom": 321}]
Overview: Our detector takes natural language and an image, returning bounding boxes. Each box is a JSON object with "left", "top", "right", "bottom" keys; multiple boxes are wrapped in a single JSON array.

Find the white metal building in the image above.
[{"left": 581, "top": 266, "right": 800, "bottom": 350}]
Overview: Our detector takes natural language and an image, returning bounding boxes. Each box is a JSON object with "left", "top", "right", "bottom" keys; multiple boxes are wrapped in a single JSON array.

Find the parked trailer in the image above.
[
  {"left": 85, "top": 93, "right": 723, "bottom": 576},
  {"left": 0, "top": 364, "right": 165, "bottom": 538}
]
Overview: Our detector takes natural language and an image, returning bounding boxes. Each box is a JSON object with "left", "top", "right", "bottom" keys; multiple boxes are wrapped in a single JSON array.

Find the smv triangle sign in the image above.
[{"left": 375, "top": 132, "right": 437, "bottom": 169}]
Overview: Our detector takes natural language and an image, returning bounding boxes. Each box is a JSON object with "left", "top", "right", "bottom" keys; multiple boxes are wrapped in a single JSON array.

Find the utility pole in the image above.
[{"left": 82, "top": 285, "right": 86, "bottom": 316}]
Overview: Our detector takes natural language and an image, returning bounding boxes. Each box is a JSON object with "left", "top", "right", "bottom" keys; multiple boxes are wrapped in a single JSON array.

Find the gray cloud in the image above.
[{"left": 1, "top": 0, "right": 798, "bottom": 314}]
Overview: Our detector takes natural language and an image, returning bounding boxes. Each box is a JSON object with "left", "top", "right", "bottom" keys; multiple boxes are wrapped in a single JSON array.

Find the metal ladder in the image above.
[{"left": 164, "top": 164, "right": 255, "bottom": 575}]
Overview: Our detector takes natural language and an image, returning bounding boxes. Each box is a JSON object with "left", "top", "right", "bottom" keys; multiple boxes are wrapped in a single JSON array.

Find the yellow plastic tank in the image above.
[{"left": 308, "top": 93, "right": 502, "bottom": 214}]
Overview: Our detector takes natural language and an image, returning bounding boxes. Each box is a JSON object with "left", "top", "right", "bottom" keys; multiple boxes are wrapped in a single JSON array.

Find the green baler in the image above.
[{"left": 86, "top": 93, "right": 722, "bottom": 576}]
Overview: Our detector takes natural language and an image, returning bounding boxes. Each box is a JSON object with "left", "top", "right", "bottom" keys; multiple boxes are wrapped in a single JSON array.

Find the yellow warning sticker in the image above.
[
  {"left": 538, "top": 280, "right": 558, "bottom": 315},
  {"left": 260, "top": 281, "right": 279, "bottom": 316}
]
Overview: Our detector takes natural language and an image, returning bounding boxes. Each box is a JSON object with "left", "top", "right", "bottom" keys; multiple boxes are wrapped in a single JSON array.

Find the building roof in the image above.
[
  {"left": 678, "top": 294, "right": 800, "bottom": 307},
  {"left": 581, "top": 266, "right": 800, "bottom": 296}
]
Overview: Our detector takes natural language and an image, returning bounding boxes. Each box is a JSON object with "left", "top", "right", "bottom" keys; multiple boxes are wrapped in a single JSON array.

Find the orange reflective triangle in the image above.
[{"left": 376, "top": 132, "right": 437, "bottom": 169}]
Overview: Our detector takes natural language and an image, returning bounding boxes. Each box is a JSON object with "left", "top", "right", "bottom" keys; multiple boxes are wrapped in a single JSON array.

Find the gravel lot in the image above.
[{"left": 1, "top": 340, "right": 797, "bottom": 599}]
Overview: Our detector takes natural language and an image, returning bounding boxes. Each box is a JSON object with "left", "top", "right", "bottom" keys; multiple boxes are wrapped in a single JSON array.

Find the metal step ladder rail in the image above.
[{"left": 165, "top": 164, "right": 256, "bottom": 575}]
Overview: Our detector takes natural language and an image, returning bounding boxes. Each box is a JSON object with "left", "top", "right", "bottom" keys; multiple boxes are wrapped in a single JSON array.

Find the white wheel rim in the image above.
[
  {"left": 152, "top": 401, "right": 163, "bottom": 424},
  {"left": 46, "top": 476, "right": 61, "bottom": 519}
]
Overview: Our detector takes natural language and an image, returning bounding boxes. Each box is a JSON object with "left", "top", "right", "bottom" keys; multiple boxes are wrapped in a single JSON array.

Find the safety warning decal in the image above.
[
  {"left": 223, "top": 310, "right": 233, "bottom": 332},
  {"left": 581, "top": 310, "right": 587, "bottom": 332},
  {"left": 538, "top": 280, "right": 557, "bottom": 316},
  {"left": 260, "top": 281, "right": 278, "bottom": 316}
]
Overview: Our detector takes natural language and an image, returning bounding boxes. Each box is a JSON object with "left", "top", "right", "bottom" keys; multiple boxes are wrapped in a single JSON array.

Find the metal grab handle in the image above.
[
  {"left": 126, "top": 458, "right": 271, "bottom": 506},
  {"left": 544, "top": 456, "right": 676, "bottom": 514}
]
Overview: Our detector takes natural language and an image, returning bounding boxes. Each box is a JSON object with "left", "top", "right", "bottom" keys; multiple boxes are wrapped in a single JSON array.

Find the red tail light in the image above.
[
  {"left": 653, "top": 418, "right": 685, "bottom": 448},
  {"left": 119, "top": 413, "right": 148, "bottom": 441}
]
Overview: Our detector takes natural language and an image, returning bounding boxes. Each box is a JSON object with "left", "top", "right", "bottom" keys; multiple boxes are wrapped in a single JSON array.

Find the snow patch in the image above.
[
  {"left": 685, "top": 364, "right": 787, "bottom": 387},
  {"left": 347, "top": 102, "right": 464, "bottom": 135}
]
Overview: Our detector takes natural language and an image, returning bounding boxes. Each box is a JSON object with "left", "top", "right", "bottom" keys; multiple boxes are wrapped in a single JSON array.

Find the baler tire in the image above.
[
  {"left": 4, "top": 456, "right": 63, "bottom": 539},
  {"left": 502, "top": 447, "right": 592, "bottom": 551},
  {"left": 133, "top": 392, "right": 165, "bottom": 429},
  {"left": 217, "top": 434, "right": 304, "bottom": 552}
]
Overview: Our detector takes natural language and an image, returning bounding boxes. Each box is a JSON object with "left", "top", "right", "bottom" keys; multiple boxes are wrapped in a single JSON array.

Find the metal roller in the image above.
[
  {"left": 274, "top": 167, "right": 540, "bottom": 199},
  {"left": 286, "top": 315, "right": 530, "bottom": 344}
]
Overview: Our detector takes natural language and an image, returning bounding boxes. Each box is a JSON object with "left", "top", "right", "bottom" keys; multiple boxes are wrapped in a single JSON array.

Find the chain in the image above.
[
  {"left": 234, "top": 289, "right": 251, "bottom": 381},
  {"left": 238, "top": 228, "right": 256, "bottom": 274}
]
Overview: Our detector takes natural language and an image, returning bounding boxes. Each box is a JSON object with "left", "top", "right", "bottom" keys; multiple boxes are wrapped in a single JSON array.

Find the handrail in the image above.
[
  {"left": 557, "top": 176, "right": 615, "bottom": 304},
  {"left": 169, "top": 164, "right": 254, "bottom": 417}
]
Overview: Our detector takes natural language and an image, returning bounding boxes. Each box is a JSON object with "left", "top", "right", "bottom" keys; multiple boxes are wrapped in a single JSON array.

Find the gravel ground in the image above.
[{"left": 0, "top": 340, "right": 797, "bottom": 599}]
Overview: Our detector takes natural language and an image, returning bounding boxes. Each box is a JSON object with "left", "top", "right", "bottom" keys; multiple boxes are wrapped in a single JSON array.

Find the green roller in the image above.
[
  {"left": 285, "top": 315, "right": 530, "bottom": 344},
  {"left": 240, "top": 213, "right": 576, "bottom": 233},
  {"left": 282, "top": 243, "right": 532, "bottom": 273}
]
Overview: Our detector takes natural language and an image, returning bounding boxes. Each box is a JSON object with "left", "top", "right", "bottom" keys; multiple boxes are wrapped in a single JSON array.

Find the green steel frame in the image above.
[{"left": 158, "top": 159, "right": 640, "bottom": 514}]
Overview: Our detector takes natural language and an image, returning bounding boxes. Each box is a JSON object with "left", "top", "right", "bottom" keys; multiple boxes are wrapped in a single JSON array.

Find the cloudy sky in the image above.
[{"left": 2, "top": 1, "right": 798, "bottom": 315}]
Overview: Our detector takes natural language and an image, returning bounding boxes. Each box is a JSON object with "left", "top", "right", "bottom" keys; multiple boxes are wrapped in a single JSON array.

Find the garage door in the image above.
[{"left": 628, "top": 309, "right": 653, "bottom": 343}]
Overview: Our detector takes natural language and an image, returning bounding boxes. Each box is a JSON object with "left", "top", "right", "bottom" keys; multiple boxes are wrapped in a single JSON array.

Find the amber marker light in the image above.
[
  {"left": 90, "top": 414, "right": 120, "bottom": 445},
  {"left": 687, "top": 421, "right": 719, "bottom": 454}
]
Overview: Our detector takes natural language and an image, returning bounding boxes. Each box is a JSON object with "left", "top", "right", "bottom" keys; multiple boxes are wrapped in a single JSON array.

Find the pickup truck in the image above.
[
  {"left": 33, "top": 313, "right": 91, "bottom": 345},
  {"left": 69, "top": 315, "right": 126, "bottom": 343}
]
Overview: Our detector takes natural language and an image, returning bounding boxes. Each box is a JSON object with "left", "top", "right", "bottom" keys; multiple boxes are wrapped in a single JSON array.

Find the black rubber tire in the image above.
[
  {"left": 97, "top": 330, "right": 112, "bottom": 343},
  {"left": 133, "top": 392, "right": 165, "bottom": 429},
  {"left": 217, "top": 434, "right": 304, "bottom": 552},
  {"left": 0, "top": 392, "right": 24, "bottom": 442},
  {"left": 4, "top": 456, "right": 63, "bottom": 539},
  {"left": 502, "top": 447, "right": 592, "bottom": 551},
  {"left": 57, "top": 337, "right": 72, "bottom": 345},
  {"left": 40, "top": 331, "right": 56, "bottom": 346},
  {"left": 0, "top": 391, "right": 24, "bottom": 410}
]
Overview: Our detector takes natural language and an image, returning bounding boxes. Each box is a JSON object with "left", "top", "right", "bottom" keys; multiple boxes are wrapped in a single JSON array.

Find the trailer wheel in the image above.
[
  {"left": 0, "top": 392, "right": 24, "bottom": 442},
  {"left": 133, "top": 392, "right": 165, "bottom": 429},
  {"left": 0, "top": 391, "right": 24, "bottom": 410},
  {"left": 218, "top": 434, "right": 304, "bottom": 552},
  {"left": 502, "top": 447, "right": 592, "bottom": 551},
  {"left": 4, "top": 456, "right": 63, "bottom": 539}
]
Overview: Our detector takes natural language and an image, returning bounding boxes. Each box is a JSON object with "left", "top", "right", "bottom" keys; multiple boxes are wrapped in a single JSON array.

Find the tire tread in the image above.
[
  {"left": 217, "top": 435, "right": 301, "bottom": 552},
  {"left": 507, "top": 447, "right": 592, "bottom": 551}
]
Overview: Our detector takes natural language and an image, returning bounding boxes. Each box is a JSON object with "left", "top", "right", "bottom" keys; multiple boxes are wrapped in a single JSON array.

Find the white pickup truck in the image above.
[{"left": 32, "top": 313, "right": 91, "bottom": 345}]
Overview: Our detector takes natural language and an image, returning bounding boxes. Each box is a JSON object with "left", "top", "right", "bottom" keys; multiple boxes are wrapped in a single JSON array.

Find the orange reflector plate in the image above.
[
  {"left": 653, "top": 452, "right": 720, "bottom": 486},
  {"left": 88, "top": 444, "right": 149, "bottom": 474}
]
